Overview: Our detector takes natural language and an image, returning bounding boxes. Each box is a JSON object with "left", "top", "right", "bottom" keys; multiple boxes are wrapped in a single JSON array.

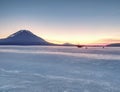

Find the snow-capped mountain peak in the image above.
[
  {"left": 8, "top": 30, "right": 33, "bottom": 38},
  {"left": 0, "top": 30, "right": 52, "bottom": 45}
]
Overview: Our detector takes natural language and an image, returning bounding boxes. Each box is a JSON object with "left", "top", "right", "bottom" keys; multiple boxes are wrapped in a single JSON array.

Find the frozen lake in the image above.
[{"left": 0, "top": 46, "right": 120, "bottom": 92}]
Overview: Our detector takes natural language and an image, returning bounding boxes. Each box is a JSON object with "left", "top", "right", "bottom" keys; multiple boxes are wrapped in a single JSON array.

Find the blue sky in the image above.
[{"left": 0, "top": 0, "right": 120, "bottom": 44}]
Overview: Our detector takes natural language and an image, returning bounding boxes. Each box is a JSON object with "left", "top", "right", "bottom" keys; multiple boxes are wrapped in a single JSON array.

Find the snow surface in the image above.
[{"left": 0, "top": 46, "right": 120, "bottom": 92}]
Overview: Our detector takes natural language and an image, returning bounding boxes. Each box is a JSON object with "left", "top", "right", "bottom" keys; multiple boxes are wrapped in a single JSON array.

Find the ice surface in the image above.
[{"left": 0, "top": 46, "right": 120, "bottom": 92}]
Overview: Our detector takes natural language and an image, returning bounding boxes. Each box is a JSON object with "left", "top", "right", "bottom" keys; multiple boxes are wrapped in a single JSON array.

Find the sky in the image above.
[{"left": 0, "top": 0, "right": 120, "bottom": 44}]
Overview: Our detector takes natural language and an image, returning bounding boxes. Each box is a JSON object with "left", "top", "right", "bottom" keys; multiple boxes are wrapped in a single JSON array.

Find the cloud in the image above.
[{"left": 92, "top": 38, "right": 120, "bottom": 45}]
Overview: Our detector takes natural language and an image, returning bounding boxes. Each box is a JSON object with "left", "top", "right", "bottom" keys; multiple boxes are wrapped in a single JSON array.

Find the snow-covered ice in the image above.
[{"left": 0, "top": 46, "right": 120, "bottom": 92}]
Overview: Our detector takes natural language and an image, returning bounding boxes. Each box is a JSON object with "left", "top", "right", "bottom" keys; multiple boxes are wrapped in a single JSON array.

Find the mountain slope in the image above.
[
  {"left": 107, "top": 43, "right": 120, "bottom": 47},
  {"left": 0, "top": 30, "right": 52, "bottom": 45}
]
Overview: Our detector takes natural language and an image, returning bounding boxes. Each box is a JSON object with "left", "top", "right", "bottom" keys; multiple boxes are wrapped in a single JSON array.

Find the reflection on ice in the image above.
[
  {"left": 0, "top": 46, "right": 120, "bottom": 92},
  {"left": 0, "top": 46, "right": 120, "bottom": 60}
]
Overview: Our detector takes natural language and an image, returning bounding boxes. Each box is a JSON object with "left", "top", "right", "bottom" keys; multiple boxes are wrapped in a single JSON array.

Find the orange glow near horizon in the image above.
[
  {"left": 0, "top": 27, "right": 120, "bottom": 45},
  {"left": 0, "top": 0, "right": 120, "bottom": 45},
  {"left": 0, "top": 21, "right": 120, "bottom": 45},
  {"left": 0, "top": 32, "right": 120, "bottom": 45}
]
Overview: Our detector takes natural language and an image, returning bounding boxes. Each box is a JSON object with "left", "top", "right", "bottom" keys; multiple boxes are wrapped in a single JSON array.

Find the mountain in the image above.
[
  {"left": 107, "top": 43, "right": 120, "bottom": 47},
  {"left": 62, "top": 43, "right": 75, "bottom": 46},
  {"left": 0, "top": 30, "right": 53, "bottom": 45}
]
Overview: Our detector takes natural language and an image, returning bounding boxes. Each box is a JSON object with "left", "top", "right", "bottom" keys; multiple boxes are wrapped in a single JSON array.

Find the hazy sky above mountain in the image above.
[{"left": 0, "top": 0, "right": 120, "bottom": 44}]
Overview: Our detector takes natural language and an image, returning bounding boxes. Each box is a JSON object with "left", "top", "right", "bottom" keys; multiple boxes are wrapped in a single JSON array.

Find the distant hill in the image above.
[
  {"left": 0, "top": 30, "right": 53, "bottom": 45},
  {"left": 107, "top": 43, "right": 120, "bottom": 47},
  {"left": 62, "top": 43, "right": 75, "bottom": 46}
]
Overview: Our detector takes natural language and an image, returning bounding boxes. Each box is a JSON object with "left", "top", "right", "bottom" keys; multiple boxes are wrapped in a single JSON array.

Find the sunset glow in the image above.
[{"left": 0, "top": 0, "right": 120, "bottom": 45}]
